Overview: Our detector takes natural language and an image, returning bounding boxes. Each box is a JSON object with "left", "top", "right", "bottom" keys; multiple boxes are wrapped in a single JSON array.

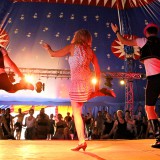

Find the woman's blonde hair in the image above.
[{"left": 71, "top": 29, "right": 92, "bottom": 47}]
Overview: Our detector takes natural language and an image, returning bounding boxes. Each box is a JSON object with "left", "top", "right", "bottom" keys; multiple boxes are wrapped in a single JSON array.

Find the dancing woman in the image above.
[{"left": 42, "top": 29, "right": 113, "bottom": 151}]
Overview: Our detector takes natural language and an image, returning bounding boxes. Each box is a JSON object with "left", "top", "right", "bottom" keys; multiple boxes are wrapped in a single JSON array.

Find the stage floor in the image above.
[{"left": 0, "top": 139, "right": 160, "bottom": 160}]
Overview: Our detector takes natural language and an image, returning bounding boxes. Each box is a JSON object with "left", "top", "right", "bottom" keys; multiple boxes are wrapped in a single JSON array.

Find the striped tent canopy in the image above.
[{"left": 10, "top": 0, "right": 155, "bottom": 9}]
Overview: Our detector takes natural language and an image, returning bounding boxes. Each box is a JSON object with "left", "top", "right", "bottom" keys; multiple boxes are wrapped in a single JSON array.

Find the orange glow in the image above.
[
  {"left": 91, "top": 77, "right": 97, "bottom": 85},
  {"left": 24, "top": 74, "right": 34, "bottom": 83}
]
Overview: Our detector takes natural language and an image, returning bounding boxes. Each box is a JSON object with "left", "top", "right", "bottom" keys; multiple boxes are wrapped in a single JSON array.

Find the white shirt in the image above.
[{"left": 136, "top": 38, "right": 160, "bottom": 76}]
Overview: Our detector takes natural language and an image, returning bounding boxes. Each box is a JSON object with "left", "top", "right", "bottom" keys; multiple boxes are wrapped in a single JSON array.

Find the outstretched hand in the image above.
[{"left": 111, "top": 23, "right": 119, "bottom": 33}]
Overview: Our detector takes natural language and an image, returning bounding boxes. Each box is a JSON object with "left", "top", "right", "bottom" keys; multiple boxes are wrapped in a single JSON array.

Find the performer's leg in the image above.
[
  {"left": 11, "top": 80, "right": 34, "bottom": 93},
  {"left": 71, "top": 101, "right": 87, "bottom": 151},
  {"left": 0, "top": 73, "right": 34, "bottom": 93},
  {"left": 145, "top": 75, "right": 160, "bottom": 148},
  {"left": 145, "top": 105, "right": 160, "bottom": 148},
  {"left": 71, "top": 101, "right": 85, "bottom": 144}
]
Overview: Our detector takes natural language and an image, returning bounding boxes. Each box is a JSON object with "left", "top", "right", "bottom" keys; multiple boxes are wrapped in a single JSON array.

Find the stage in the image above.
[{"left": 0, "top": 139, "right": 160, "bottom": 160}]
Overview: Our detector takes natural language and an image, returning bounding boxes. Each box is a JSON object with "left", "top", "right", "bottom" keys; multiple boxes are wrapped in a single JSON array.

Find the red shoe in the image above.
[
  {"left": 71, "top": 142, "right": 87, "bottom": 151},
  {"left": 89, "top": 88, "right": 116, "bottom": 100},
  {"left": 20, "top": 80, "right": 34, "bottom": 90},
  {"left": 100, "top": 88, "right": 116, "bottom": 97},
  {"left": 25, "top": 83, "right": 34, "bottom": 90}
]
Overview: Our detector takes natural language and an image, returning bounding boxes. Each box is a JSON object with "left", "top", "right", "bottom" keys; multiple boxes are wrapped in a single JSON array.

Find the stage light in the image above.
[
  {"left": 24, "top": 74, "right": 34, "bottom": 83},
  {"left": 120, "top": 79, "right": 125, "bottom": 85},
  {"left": 91, "top": 77, "right": 97, "bottom": 85},
  {"left": 36, "top": 81, "right": 45, "bottom": 93},
  {"left": 140, "top": 74, "right": 146, "bottom": 80},
  {"left": 104, "top": 75, "right": 113, "bottom": 88}
]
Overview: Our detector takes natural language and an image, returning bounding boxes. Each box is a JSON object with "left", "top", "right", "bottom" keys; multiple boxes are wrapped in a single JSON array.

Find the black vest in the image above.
[
  {"left": 140, "top": 36, "right": 160, "bottom": 61},
  {"left": 0, "top": 50, "right": 5, "bottom": 68}
]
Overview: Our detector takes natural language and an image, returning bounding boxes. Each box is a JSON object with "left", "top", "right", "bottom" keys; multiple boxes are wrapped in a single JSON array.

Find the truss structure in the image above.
[
  {"left": 6, "top": 67, "right": 144, "bottom": 112},
  {"left": 5, "top": 67, "right": 71, "bottom": 79},
  {"left": 104, "top": 71, "right": 144, "bottom": 113}
]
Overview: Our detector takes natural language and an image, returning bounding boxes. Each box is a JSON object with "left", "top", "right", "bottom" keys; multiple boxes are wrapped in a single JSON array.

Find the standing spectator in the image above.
[
  {"left": 64, "top": 112, "right": 72, "bottom": 125},
  {"left": 2, "top": 108, "right": 14, "bottom": 139},
  {"left": 35, "top": 108, "right": 49, "bottom": 139},
  {"left": 0, "top": 108, "right": 3, "bottom": 139},
  {"left": 47, "top": 113, "right": 55, "bottom": 140},
  {"left": 53, "top": 114, "right": 68, "bottom": 140},
  {"left": 69, "top": 116, "right": 78, "bottom": 140},
  {"left": 13, "top": 108, "right": 26, "bottom": 140},
  {"left": 24, "top": 109, "right": 36, "bottom": 140}
]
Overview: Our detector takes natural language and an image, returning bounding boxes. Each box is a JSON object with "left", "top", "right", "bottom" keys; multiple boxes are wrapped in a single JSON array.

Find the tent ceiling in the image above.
[{"left": 10, "top": 0, "right": 155, "bottom": 9}]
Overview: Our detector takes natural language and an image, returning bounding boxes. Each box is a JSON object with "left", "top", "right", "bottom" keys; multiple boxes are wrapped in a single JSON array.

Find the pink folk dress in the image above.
[{"left": 68, "top": 45, "right": 93, "bottom": 102}]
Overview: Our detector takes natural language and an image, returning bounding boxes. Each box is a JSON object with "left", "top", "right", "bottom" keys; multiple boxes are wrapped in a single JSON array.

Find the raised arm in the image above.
[
  {"left": 111, "top": 23, "right": 138, "bottom": 46},
  {"left": 42, "top": 43, "right": 72, "bottom": 57}
]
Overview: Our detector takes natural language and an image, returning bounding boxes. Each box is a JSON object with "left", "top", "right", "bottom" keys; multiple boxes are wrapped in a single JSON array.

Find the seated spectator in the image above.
[
  {"left": 140, "top": 116, "right": 149, "bottom": 139},
  {"left": 135, "top": 114, "right": 143, "bottom": 139},
  {"left": 106, "top": 110, "right": 133, "bottom": 139},
  {"left": 101, "top": 113, "right": 114, "bottom": 139},
  {"left": 125, "top": 110, "right": 137, "bottom": 139},
  {"left": 88, "top": 117, "right": 95, "bottom": 140},
  {"left": 85, "top": 113, "right": 92, "bottom": 139},
  {"left": 95, "top": 111, "right": 104, "bottom": 137},
  {"left": 91, "top": 127, "right": 100, "bottom": 140}
]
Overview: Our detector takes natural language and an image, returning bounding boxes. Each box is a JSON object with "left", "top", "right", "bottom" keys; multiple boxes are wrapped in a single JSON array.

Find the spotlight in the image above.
[
  {"left": 24, "top": 74, "right": 34, "bottom": 83},
  {"left": 36, "top": 81, "right": 45, "bottom": 93},
  {"left": 91, "top": 77, "right": 97, "bottom": 85},
  {"left": 104, "top": 75, "right": 113, "bottom": 88},
  {"left": 141, "top": 74, "right": 146, "bottom": 80},
  {"left": 120, "top": 79, "right": 125, "bottom": 85}
]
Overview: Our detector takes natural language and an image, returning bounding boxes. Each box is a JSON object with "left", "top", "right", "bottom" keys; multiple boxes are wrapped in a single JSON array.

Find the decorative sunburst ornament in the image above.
[
  {"left": 0, "top": 28, "right": 9, "bottom": 48},
  {"left": 111, "top": 35, "right": 140, "bottom": 60},
  {"left": 104, "top": 0, "right": 155, "bottom": 9}
]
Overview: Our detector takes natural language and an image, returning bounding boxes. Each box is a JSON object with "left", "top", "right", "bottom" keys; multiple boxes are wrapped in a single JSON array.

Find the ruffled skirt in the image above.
[{"left": 69, "top": 80, "right": 92, "bottom": 102}]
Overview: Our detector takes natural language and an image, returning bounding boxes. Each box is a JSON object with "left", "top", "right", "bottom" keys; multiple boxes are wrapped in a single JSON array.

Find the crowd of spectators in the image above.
[{"left": 0, "top": 107, "right": 159, "bottom": 140}]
